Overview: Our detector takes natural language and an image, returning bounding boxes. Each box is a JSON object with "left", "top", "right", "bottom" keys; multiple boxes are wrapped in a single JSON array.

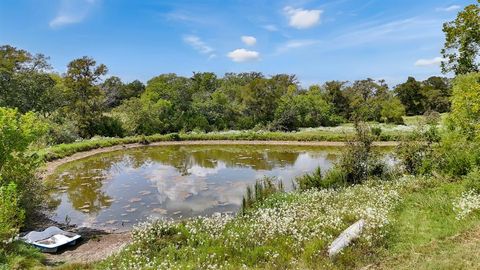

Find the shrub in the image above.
[
  {"left": 0, "top": 182, "right": 24, "bottom": 247},
  {"left": 380, "top": 97, "right": 406, "bottom": 124},
  {"left": 371, "top": 127, "right": 382, "bottom": 137},
  {"left": 464, "top": 167, "right": 480, "bottom": 193},
  {"left": 424, "top": 110, "right": 441, "bottom": 125},
  {"left": 340, "top": 122, "right": 382, "bottom": 184},
  {"left": 395, "top": 123, "right": 439, "bottom": 175},
  {"left": 295, "top": 167, "right": 323, "bottom": 191},
  {"left": 448, "top": 73, "right": 480, "bottom": 139},
  {"left": 42, "top": 113, "right": 80, "bottom": 145},
  {"left": 93, "top": 115, "right": 124, "bottom": 137},
  {"left": 0, "top": 108, "right": 48, "bottom": 221},
  {"left": 436, "top": 131, "right": 479, "bottom": 176},
  {"left": 166, "top": 132, "right": 181, "bottom": 141}
]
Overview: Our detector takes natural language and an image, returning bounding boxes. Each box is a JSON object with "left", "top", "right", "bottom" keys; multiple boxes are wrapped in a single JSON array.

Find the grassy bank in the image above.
[
  {"left": 87, "top": 175, "right": 479, "bottom": 269},
  {"left": 37, "top": 121, "right": 417, "bottom": 162},
  {"left": 5, "top": 174, "right": 479, "bottom": 270}
]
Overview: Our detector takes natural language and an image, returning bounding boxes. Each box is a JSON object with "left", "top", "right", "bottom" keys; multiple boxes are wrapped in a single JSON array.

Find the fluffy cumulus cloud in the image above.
[
  {"left": 414, "top": 57, "right": 445, "bottom": 67},
  {"left": 183, "top": 35, "right": 216, "bottom": 58},
  {"left": 284, "top": 6, "right": 322, "bottom": 29},
  {"left": 241, "top": 36, "right": 257, "bottom": 46},
  {"left": 50, "top": 0, "right": 97, "bottom": 28},
  {"left": 227, "top": 49, "right": 260, "bottom": 62}
]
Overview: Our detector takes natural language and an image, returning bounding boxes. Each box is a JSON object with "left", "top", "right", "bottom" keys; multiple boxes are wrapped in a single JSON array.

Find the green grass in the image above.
[
  {"left": 377, "top": 225, "right": 480, "bottom": 270},
  {"left": 373, "top": 176, "right": 480, "bottom": 269},
  {"left": 0, "top": 241, "right": 45, "bottom": 270},
  {"left": 90, "top": 176, "right": 480, "bottom": 269}
]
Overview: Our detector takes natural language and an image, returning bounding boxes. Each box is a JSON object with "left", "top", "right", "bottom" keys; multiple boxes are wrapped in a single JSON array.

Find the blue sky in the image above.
[{"left": 0, "top": 0, "right": 476, "bottom": 86}]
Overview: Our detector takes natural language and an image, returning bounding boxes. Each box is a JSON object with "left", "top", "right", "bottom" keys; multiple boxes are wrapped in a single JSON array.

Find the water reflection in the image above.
[{"left": 47, "top": 145, "right": 343, "bottom": 229}]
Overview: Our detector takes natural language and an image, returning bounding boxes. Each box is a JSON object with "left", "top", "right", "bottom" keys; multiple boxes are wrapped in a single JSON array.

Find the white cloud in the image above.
[
  {"left": 49, "top": 0, "right": 97, "bottom": 28},
  {"left": 414, "top": 57, "right": 445, "bottom": 67},
  {"left": 183, "top": 35, "right": 216, "bottom": 58},
  {"left": 263, "top": 24, "right": 279, "bottom": 31},
  {"left": 334, "top": 18, "right": 442, "bottom": 48},
  {"left": 50, "top": 15, "right": 81, "bottom": 28},
  {"left": 241, "top": 36, "right": 257, "bottom": 46},
  {"left": 284, "top": 6, "right": 322, "bottom": 29},
  {"left": 276, "top": 39, "right": 320, "bottom": 53},
  {"left": 436, "top": 5, "right": 461, "bottom": 12},
  {"left": 227, "top": 49, "right": 260, "bottom": 62}
]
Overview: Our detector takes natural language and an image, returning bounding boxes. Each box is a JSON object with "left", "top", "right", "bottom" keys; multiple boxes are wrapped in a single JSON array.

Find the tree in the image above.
[
  {"left": 64, "top": 56, "right": 108, "bottom": 138},
  {"left": 380, "top": 97, "right": 405, "bottom": 124},
  {"left": 273, "top": 90, "right": 338, "bottom": 131},
  {"left": 395, "top": 76, "right": 452, "bottom": 116},
  {"left": 241, "top": 78, "right": 277, "bottom": 124},
  {"left": 0, "top": 45, "right": 59, "bottom": 114},
  {"left": 441, "top": 2, "right": 480, "bottom": 75},
  {"left": 421, "top": 76, "right": 451, "bottom": 113},
  {"left": 448, "top": 72, "right": 480, "bottom": 139},
  {"left": 123, "top": 80, "right": 145, "bottom": 99},
  {"left": 346, "top": 79, "right": 390, "bottom": 121},
  {"left": 113, "top": 97, "right": 172, "bottom": 135},
  {"left": 322, "top": 81, "right": 349, "bottom": 118},
  {"left": 394, "top": 77, "right": 424, "bottom": 115},
  {"left": 102, "top": 76, "right": 125, "bottom": 108}
]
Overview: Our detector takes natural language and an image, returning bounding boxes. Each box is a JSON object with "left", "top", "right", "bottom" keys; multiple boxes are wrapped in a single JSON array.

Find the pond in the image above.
[{"left": 46, "top": 144, "right": 350, "bottom": 230}]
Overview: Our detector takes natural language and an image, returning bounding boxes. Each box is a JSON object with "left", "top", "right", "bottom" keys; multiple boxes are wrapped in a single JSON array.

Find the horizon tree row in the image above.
[{"left": 0, "top": 45, "right": 452, "bottom": 143}]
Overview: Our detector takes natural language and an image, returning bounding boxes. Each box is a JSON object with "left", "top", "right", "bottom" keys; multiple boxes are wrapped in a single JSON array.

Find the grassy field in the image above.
[{"left": 373, "top": 177, "right": 480, "bottom": 269}]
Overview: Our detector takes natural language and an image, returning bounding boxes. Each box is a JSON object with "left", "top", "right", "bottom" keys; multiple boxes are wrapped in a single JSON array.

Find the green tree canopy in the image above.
[
  {"left": 448, "top": 72, "right": 480, "bottom": 139},
  {"left": 64, "top": 56, "right": 108, "bottom": 138},
  {"left": 441, "top": 1, "right": 480, "bottom": 75}
]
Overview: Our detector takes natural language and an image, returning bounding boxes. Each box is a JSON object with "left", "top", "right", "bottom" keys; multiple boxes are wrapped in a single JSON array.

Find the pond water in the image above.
[{"left": 46, "top": 144, "right": 348, "bottom": 230}]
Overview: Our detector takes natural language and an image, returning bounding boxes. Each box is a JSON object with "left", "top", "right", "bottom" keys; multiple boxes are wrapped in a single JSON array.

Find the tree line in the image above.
[{"left": 0, "top": 45, "right": 453, "bottom": 144}]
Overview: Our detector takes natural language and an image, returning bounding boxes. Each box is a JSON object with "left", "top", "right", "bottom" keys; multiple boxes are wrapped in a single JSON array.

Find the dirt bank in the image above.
[{"left": 44, "top": 230, "right": 131, "bottom": 265}]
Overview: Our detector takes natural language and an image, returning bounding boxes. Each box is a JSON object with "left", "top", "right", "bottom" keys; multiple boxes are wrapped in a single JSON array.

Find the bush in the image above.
[
  {"left": 340, "top": 122, "right": 381, "bottom": 184},
  {"left": 93, "top": 115, "right": 124, "bottom": 137},
  {"left": 0, "top": 108, "right": 48, "bottom": 221},
  {"left": 295, "top": 167, "right": 323, "bottom": 191},
  {"left": 42, "top": 114, "right": 80, "bottom": 145},
  {"left": 436, "top": 131, "right": 479, "bottom": 176},
  {"left": 0, "top": 182, "right": 24, "bottom": 247},
  {"left": 424, "top": 110, "right": 441, "bottom": 125},
  {"left": 371, "top": 127, "right": 382, "bottom": 137},
  {"left": 395, "top": 123, "right": 439, "bottom": 175},
  {"left": 464, "top": 167, "right": 480, "bottom": 193},
  {"left": 380, "top": 97, "right": 406, "bottom": 124},
  {"left": 448, "top": 73, "right": 480, "bottom": 139},
  {"left": 167, "top": 133, "right": 181, "bottom": 141}
]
